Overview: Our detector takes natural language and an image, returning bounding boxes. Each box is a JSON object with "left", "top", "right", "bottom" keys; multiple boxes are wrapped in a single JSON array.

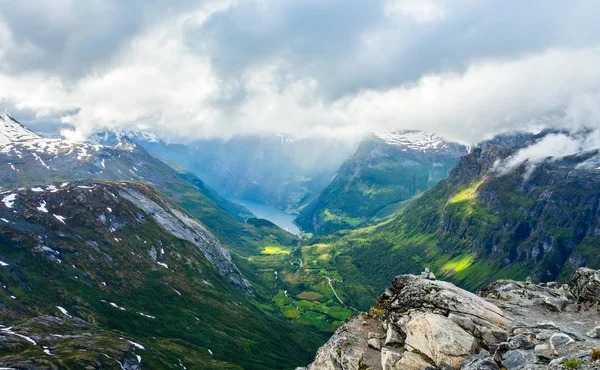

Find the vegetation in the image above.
[
  {"left": 0, "top": 182, "right": 327, "bottom": 369},
  {"left": 296, "top": 136, "right": 463, "bottom": 235}
]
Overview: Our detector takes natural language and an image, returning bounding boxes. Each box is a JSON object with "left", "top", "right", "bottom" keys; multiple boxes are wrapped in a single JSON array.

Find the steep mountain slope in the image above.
[
  {"left": 0, "top": 181, "right": 326, "bottom": 369},
  {"left": 319, "top": 134, "right": 600, "bottom": 297},
  {"left": 123, "top": 132, "right": 357, "bottom": 213},
  {"left": 0, "top": 114, "right": 291, "bottom": 253},
  {"left": 296, "top": 131, "right": 468, "bottom": 234}
]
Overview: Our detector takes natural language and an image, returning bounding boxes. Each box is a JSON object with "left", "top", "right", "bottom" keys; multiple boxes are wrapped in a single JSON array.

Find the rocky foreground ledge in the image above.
[{"left": 299, "top": 268, "right": 600, "bottom": 370}]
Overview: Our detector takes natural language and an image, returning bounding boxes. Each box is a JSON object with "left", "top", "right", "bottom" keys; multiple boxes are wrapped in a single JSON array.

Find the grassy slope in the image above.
[
  {"left": 0, "top": 182, "right": 326, "bottom": 369},
  {"left": 296, "top": 139, "right": 461, "bottom": 235}
]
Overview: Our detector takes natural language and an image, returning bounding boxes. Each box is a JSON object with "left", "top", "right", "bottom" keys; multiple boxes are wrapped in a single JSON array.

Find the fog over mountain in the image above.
[{"left": 1, "top": 0, "right": 600, "bottom": 146}]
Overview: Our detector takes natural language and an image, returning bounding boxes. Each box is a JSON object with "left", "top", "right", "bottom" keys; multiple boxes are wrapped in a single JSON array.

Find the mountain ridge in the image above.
[{"left": 295, "top": 130, "right": 468, "bottom": 234}]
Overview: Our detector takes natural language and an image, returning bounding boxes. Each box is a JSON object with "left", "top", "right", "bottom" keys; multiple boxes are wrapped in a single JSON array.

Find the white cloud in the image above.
[
  {"left": 337, "top": 48, "right": 600, "bottom": 143},
  {"left": 384, "top": 0, "right": 448, "bottom": 22},
  {"left": 0, "top": 0, "right": 599, "bottom": 149},
  {"left": 496, "top": 133, "right": 583, "bottom": 174}
]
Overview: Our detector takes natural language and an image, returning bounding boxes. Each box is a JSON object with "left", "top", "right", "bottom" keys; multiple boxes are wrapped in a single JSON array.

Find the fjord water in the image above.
[{"left": 227, "top": 196, "right": 301, "bottom": 235}]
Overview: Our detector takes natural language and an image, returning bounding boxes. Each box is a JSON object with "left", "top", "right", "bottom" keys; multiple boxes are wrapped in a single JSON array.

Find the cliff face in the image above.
[
  {"left": 301, "top": 268, "right": 600, "bottom": 370},
  {"left": 349, "top": 143, "right": 600, "bottom": 293},
  {"left": 435, "top": 145, "right": 600, "bottom": 282}
]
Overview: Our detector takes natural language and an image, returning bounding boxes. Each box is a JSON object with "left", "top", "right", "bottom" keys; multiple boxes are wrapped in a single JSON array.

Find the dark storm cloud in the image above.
[{"left": 0, "top": 1, "right": 202, "bottom": 78}]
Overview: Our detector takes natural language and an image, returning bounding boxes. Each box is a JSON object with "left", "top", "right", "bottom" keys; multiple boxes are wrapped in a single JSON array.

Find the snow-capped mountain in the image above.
[
  {"left": 0, "top": 113, "right": 108, "bottom": 166},
  {"left": 295, "top": 130, "right": 469, "bottom": 234},
  {"left": 373, "top": 130, "right": 465, "bottom": 154},
  {"left": 0, "top": 114, "right": 252, "bottom": 244},
  {"left": 88, "top": 129, "right": 162, "bottom": 146}
]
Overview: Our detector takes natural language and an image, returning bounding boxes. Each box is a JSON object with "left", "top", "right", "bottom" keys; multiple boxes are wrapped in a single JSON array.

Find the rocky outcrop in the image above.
[
  {"left": 302, "top": 268, "right": 600, "bottom": 370},
  {"left": 571, "top": 268, "right": 600, "bottom": 305}
]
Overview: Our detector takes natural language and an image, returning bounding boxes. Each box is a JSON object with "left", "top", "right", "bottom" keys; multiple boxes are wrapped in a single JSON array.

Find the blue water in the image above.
[{"left": 226, "top": 197, "right": 301, "bottom": 235}]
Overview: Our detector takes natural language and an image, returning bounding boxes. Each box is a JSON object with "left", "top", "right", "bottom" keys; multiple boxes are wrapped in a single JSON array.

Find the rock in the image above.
[
  {"left": 543, "top": 296, "right": 569, "bottom": 312},
  {"left": 571, "top": 268, "right": 600, "bottom": 304},
  {"left": 405, "top": 313, "right": 477, "bottom": 369},
  {"left": 381, "top": 347, "right": 403, "bottom": 370},
  {"left": 449, "top": 312, "right": 508, "bottom": 345},
  {"left": 384, "top": 325, "right": 404, "bottom": 347},
  {"left": 420, "top": 267, "right": 436, "bottom": 280},
  {"left": 395, "top": 351, "right": 434, "bottom": 370},
  {"left": 306, "top": 317, "right": 383, "bottom": 370},
  {"left": 368, "top": 338, "right": 381, "bottom": 350},
  {"left": 508, "top": 334, "right": 535, "bottom": 350},
  {"left": 460, "top": 351, "right": 500, "bottom": 370},
  {"left": 389, "top": 275, "right": 509, "bottom": 330},
  {"left": 550, "top": 333, "right": 574, "bottom": 352},
  {"left": 369, "top": 331, "right": 385, "bottom": 340},
  {"left": 501, "top": 349, "right": 536, "bottom": 370},
  {"left": 534, "top": 343, "right": 550, "bottom": 357},
  {"left": 586, "top": 326, "right": 600, "bottom": 338},
  {"left": 303, "top": 271, "right": 600, "bottom": 370}
]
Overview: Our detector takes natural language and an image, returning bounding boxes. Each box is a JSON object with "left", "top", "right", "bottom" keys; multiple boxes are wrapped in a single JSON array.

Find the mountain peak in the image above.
[
  {"left": 0, "top": 113, "right": 42, "bottom": 145},
  {"left": 372, "top": 130, "right": 457, "bottom": 152}
]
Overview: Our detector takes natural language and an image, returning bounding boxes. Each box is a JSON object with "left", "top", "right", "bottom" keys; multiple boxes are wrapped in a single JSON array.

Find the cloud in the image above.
[
  {"left": 495, "top": 133, "right": 583, "bottom": 176},
  {"left": 0, "top": 0, "right": 599, "bottom": 145}
]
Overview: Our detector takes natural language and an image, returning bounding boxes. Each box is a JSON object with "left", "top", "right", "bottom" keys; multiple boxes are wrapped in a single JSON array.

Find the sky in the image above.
[{"left": 1, "top": 0, "right": 600, "bottom": 144}]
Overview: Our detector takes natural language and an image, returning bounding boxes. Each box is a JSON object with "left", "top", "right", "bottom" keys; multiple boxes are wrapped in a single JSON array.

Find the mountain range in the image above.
[
  {"left": 1, "top": 113, "right": 599, "bottom": 369},
  {"left": 0, "top": 114, "right": 326, "bottom": 369},
  {"left": 113, "top": 131, "right": 357, "bottom": 213}
]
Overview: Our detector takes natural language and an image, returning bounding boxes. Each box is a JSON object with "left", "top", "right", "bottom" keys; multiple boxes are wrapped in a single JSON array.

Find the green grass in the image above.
[{"left": 262, "top": 246, "right": 291, "bottom": 255}]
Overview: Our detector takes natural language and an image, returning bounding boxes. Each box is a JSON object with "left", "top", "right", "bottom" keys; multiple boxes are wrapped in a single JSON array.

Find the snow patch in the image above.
[
  {"left": 53, "top": 214, "right": 66, "bottom": 224},
  {"left": 2, "top": 194, "right": 16, "bottom": 208},
  {"left": 138, "top": 312, "right": 156, "bottom": 319},
  {"left": 56, "top": 306, "right": 72, "bottom": 318},
  {"left": 0, "top": 327, "right": 37, "bottom": 345},
  {"left": 37, "top": 200, "right": 48, "bottom": 213}
]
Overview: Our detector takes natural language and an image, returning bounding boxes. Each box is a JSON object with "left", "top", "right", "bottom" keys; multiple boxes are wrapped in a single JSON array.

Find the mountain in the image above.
[
  {"left": 122, "top": 132, "right": 357, "bottom": 213},
  {"left": 300, "top": 132, "right": 600, "bottom": 302},
  {"left": 0, "top": 114, "right": 293, "bottom": 253},
  {"left": 301, "top": 268, "right": 600, "bottom": 370},
  {"left": 295, "top": 130, "right": 468, "bottom": 235},
  {"left": 0, "top": 180, "right": 325, "bottom": 369}
]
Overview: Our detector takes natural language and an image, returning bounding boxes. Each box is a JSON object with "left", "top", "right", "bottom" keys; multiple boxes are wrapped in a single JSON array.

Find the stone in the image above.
[
  {"left": 586, "top": 326, "right": 600, "bottom": 338},
  {"left": 549, "top": 333, "right": 574, "bottom": 351},
  {"left": 384, "top": 325, "right": 404, "bottom": 347},
  {"left": 395, "top": 351, "right": 434, "bottom": 370},
  {"left": 543, "top": 296, "right": 569, "bottom": 312},
  {"left": 508, "top": 334, "right": 535, "bottom": 350},
  {"left": 368, "top": 338, "right": 381, "bottom": 350},
  {"left": 571, "top": 268, "right": 600, "bottom": 304},
  {"left": 420, "top": 267, "right": 436, "bottom": 280},
  {"left": 460, "top": 351, "right": 500, "bottom": 370},
  {"left": 405, "top": 313, "right": 477, "bottom": 369},
  {"left": 381, "top": 347, "right": 403, "bottom": 370},
  {"left": 303, "top": 271, "right": 600, "bottom": 370},
  {"left": 534, "top": 343, "right": 549, "bottom": 355},
  {"left": 390, "top": 275, "right": 509, "bottom": 330},
  {"left": 501, "top": 349, "right": 535, "bottom": 370},
  {"left": 368, "top": 331, "right": 384, "bottom": 339}
]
